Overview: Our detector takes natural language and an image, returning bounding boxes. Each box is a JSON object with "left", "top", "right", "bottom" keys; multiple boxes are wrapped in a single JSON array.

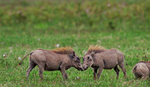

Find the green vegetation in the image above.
[{"left": 0, "top": 0, "right": 150, "bottom": 86}]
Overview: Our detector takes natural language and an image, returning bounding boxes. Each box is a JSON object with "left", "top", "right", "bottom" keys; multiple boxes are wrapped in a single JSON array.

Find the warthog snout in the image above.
[
  {"left": 75, "top": 65, "right": 84, "bottom": 71},
  {"left": 82, "top": 64, "right": 88, "bottom": 70},
  {"left": 72, "top": 56, "right": 84, "bottom": 71},
  {"left": 79, "top": 65, "right": 84, "bottom": 71}
]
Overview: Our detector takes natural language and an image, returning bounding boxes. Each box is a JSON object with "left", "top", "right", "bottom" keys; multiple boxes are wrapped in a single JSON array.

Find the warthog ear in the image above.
[
  {"left": 90, "top": 51, "right": 95, "bottom": 57},
  {"left": 73, "top": 51, "right": 75, "bottom": 56}
]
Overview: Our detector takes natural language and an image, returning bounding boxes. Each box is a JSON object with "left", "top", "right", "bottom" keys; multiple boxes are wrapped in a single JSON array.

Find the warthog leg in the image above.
[
  {"left": 26, "top": 61, "right": 36, "bottom": 79},
  {"left": 60, "top": 64, "right": 68, "bottom": 79},
  {"left": 38, "top": 62, "right": 45, "bottom": 79},
  {"left": 60, "top": 69, "right": 68, "bottom": 79},
  {"left": 118, "top": 62, "right": 126, "bottom": 78},
  {"left": 97, "top": 67, "right": 103, "bottom": 79},
  {"left": 114, "top": 65, "right": 120, "bottom": 79},
  {"left": 93, "top": 68, "right": 97, "bottom": 80}
]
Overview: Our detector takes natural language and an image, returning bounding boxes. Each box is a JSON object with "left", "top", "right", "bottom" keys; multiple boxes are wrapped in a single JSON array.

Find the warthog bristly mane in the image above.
[
  {"left": 86, "top": 45, "right": 105, "bottom": 54},
  {"left": 52, "top": 46, "right": 74, "bottom": 54}
]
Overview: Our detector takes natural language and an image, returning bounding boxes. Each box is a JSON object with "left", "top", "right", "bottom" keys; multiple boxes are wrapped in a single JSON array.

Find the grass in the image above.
[{"left": 0, "top": 0, "right": 150, "bottom": 87}]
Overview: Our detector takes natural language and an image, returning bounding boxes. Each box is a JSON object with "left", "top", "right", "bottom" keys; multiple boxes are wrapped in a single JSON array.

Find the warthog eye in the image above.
[
  {"left": 74, "top": 57, "right": 80, "bottom": 62},
  {"left": 88, "top": 56, "right": 90, "bottom": 60}
]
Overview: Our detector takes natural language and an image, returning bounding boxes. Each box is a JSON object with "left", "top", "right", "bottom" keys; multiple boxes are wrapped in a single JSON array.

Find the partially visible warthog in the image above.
[
  {"left": 82, "top": 45, "right": 127, "bottom": 80},
  {"left": 133, "top": 61, "right": 150, "bottom": 79},
  {"left": 19, "top": 47, "right": 83, "bottom": 79}
]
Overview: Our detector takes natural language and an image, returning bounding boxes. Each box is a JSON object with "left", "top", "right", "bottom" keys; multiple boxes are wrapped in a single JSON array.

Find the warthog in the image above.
[
  {"left": 82, "top": 45, "right": 127, "bottom": 80},
  {"left": 133, "top": 61, "right": 150, "bottom": 79},
  {"left": 19, "top": 47, "right": 83, "bottom": 79}
]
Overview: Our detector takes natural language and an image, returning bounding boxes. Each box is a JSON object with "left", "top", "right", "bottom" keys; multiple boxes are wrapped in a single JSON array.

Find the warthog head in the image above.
[
  {"left": 82, "top": 52, "right": 94, "bottom": 70},
  {"left": 71, "top": 51, "right": 84, "bottom": 71}
]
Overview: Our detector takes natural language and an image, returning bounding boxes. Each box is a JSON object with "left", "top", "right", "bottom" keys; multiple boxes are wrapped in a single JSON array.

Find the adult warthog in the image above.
[
  {"left": 82, "top": 45, "right": 127, "bottom": 80},
  {"left": 133, "top": 61, "right": 150, "bottom": 79},
  {"left": 19, "top": 47, "right": 83, "bottom": 79}
]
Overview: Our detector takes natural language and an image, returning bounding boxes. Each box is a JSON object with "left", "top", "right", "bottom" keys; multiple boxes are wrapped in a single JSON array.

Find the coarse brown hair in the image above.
[
  {"left": 52, "top": 46, "right": 74, "bottom": 54},
  {"left": 86, "top": 45, "right": 105, "bottom": 54}
]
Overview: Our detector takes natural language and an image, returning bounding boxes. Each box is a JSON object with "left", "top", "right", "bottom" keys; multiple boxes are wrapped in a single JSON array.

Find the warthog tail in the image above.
[{"left": 19, "top": 52, "right": 33, "bottom": 65}]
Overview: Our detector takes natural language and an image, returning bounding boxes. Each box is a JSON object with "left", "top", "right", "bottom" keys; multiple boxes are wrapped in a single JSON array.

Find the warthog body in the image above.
[
  {"left": 133, "top": 61, "right": 150, "bottom": 79},
  {"left": 19, "top": 47, "right": 83, "bottom": 79},
  {"left": 82, "top": 45, "right": 127, "bottom": 80}
]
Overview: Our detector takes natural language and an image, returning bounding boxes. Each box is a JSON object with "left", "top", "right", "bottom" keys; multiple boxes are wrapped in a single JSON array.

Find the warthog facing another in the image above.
[
  {"left": 19, "top": 47, "right": 83, "bottom": 79},
  {"left": 133, "top": 61, "right": 150, "bottom": 79},
  {"left": 82, "top": 45, "right": 127, "bottom": 80}
]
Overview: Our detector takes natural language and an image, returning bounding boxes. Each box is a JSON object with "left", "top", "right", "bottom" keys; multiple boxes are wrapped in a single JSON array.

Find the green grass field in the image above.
[{"left": 0, "top": 0, "right": 150, "bottom": 86}]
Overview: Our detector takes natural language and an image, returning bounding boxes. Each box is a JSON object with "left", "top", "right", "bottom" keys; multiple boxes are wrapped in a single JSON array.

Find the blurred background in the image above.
[
  {"left": 1, "top": 0, "right": 149, "bottom": 32},
  {"left": 1, "top": 0, "right": 150, "bottom": 46}
]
